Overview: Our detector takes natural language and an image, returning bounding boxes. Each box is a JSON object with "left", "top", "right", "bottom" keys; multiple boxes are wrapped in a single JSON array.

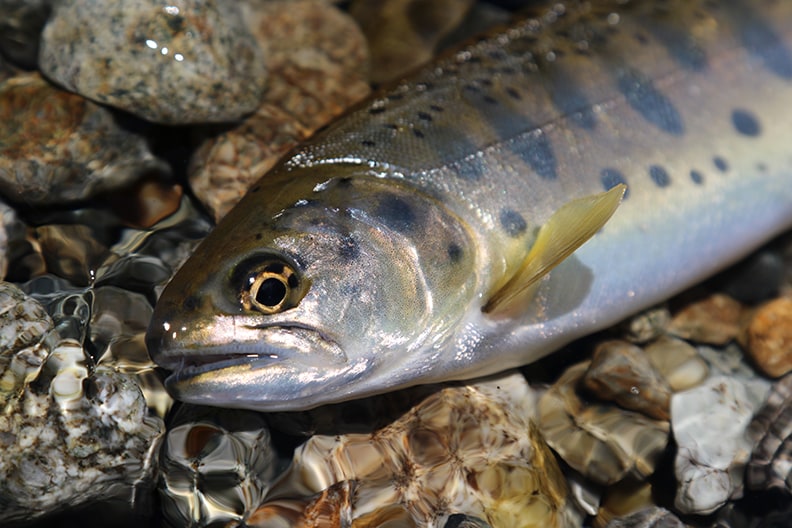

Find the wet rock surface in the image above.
[
  {"left": 39, "top": 0, "right": 266, "bottom": 124},
  {"left": 0, "top": 72, "right": 170, "bottom": 205},
  {"left": 2, "top": 2, "right": 792, "bottom": 527},
  {"left": 0, "top": 282, "right": 164, "bottom": 523}
]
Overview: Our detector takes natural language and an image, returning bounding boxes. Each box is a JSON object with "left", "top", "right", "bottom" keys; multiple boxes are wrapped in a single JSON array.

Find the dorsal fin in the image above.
[{"left": 483, "top": 184, "right": 626, "bottom": 316}]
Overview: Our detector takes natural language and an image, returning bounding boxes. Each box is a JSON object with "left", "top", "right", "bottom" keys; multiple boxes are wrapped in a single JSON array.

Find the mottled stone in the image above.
[
  {"left": 742, "top": 297, "right": 792, "bottom": 377},
  {"left": 349, "top": 0, "right": 475, "bottom": 83},
  {"left": 39, "top": 0, "right": 266, "bottom": 124},
  {"left": 538, "top": 362, "right": 670, "bottom": 486},
  {"left": 263, "top": 371, "right": 579, "bottom": 528},
  {"left": 604, "top": 506, "right": 684, "bottom": 528},
  {"left": 745, "top": 373, "right": 792, "bottom": 494},
  {"left": 671, "top": 375, "right": 771, "bottom": 515},
  {"left": 0, "top": 72, "right": 169, "bottom": 204},
  {"left": 644, "top": 336, "right": 709, "bottom": 392},
  {"left": 0, "top": 281, "right": 57, "bottom": 395},
  {"left": 618, "top": 306, "right": 672, "bottom": 344},
  {"left": 593, "top": 481, "right": 654, "bottom": 528},
  {"left": 0, "top": 0, "right": 52, "bottom": 68},
  {"left": 105, "top": 178, "right": 184, "bottom": 229},
  {"left": 191, "top": 0, "right": 370, "bottom": 221},
  {"left": 442, "top": 513, "right": 493, "bottom": 528},
  {"left": 581, "top": 340, "right": 672, "bottom": 420},
  {"left": 0, "top": 198, "right": 26, "bottom": 280},
  {"left": 159, "top": 404, "right": 277, "bottom": 528},
  {"left": 0, "top": 284, "right": 164, "bottom": 522},
  {"left": 246, "top": 480, "right": 358, "bottom": 528},
  {"left": 667, "top": 293, "right": 744, "bottom": 345},
  {"left": 35, "top": 224, "right": 109, "bottom": 287}
]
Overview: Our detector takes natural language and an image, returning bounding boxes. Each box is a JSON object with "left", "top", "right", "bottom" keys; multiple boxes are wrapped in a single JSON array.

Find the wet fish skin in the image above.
[{"left": 147, "top": 0, "right": 792, "bottom": 410}]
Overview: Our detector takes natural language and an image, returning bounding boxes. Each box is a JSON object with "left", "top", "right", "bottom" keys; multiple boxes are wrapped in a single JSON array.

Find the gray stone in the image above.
[{"left": 39, "top": 0, "right": 266, "bottom": 124}]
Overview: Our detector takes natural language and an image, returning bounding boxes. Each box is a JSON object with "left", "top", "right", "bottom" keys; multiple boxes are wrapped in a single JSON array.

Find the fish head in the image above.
[{"left": 147, "top": 165, "right": 477, "bottom": 411}]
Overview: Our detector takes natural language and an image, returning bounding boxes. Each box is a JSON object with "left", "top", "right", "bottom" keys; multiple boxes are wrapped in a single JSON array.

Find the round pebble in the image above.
[
  {"left": 743, "top": 297, "right": 792, "bottom": 377},
  {"left": 39, "top": 0, "right": 266, "bottom": 124},
  {"left": 667, "top": 293, "right": 744, "bottom": 346},
  {"left": 0, "top": 72, "right": 170, "bottom": 204}
]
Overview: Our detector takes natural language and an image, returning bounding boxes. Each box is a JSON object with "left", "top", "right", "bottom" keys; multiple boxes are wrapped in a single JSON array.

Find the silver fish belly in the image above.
[{"left": 147, "top": 0, "right": 792, "bottom": 411}]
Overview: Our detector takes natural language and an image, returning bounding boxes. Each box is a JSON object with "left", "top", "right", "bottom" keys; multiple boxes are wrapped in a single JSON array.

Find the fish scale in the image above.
[{"left": 147, "top": 0, "right": 792, "bottom": 411}]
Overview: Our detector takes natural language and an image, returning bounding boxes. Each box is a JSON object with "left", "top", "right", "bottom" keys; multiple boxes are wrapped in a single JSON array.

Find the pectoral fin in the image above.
[{"left": 483, "top": 184, "right": 626, "bottom": 316}]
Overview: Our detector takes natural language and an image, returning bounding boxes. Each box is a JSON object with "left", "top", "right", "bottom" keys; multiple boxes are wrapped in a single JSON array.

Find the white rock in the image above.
[{"left": 671, "top": 374, "right": 770, "bottom": 514}]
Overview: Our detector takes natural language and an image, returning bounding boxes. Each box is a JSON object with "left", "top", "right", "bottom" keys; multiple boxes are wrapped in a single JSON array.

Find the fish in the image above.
[{"left": 147, "top": 0, "right": 792, "bottom": 411}]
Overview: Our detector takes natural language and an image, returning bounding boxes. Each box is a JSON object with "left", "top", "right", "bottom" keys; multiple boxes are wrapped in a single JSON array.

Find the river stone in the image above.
[
  {"left": 190, "top": 0, "right": 370, "bottom": 221},
  {"left": 39, "top": 0, "right": 266, "bottom": 124},
  {"left": 671, "top": 374, "right": 771, "bottom": 515},
  {"left": 741, "top": 297, "right": 792, "bottom": 377},
  {"left": 0, "top": 72, "right": 170, "bottom": 205}
]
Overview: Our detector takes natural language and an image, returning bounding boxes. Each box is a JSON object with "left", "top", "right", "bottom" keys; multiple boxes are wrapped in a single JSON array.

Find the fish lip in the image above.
[{"left": 150, "top": 321, "right": 345, "bottom": 368}]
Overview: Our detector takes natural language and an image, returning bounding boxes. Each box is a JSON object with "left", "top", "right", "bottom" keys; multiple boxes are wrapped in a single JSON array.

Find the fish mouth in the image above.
[{"left": 150, "top": 321, "right": 359, "bottom": 410}]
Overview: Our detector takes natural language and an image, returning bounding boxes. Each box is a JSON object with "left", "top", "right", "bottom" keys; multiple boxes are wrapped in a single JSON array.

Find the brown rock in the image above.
[
  {"left": 190, "top": 0, "right": 371, "bottom": 222},
  {"left": 581, "top": 340, "right": 672, "bottom": 421},
  {"left": 743, "top": 297, "right": 792, "bottom": 377},
  {"left": 667, "top": 293, "right": 744, "bottom": 346}
]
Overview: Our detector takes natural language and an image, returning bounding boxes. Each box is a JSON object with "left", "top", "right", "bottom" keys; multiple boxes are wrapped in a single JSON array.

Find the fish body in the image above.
[{"left": 148, "top": 0, "right": 792, "bottom": 411}]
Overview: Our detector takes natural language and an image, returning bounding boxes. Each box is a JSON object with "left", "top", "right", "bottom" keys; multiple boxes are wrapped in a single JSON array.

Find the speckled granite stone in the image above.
[
  {"left": 0, "top": 72, "right": 170, "bottom": 204},
  {"left": 39, "top": 0, "right": 266, "bottom": 124},
  {"left": 0, "top": 282, "right": 164, "bottom": 522}
]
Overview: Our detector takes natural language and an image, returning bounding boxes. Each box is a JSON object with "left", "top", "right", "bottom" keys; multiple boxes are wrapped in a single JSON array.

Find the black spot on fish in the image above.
[
  {"left": 548, "top": 68, "right": 597, "bottom": 129},
  {"left": 361, "top": 140, "right": 376, "bottom": 147},
  {"left": 500, "top": 208, "right": 527, "bottom": 237},
  {"left": 517, "top": 131, "right": 558, "bottom": 180},
  {"left": 368, "top": 106, "right": 386, "bottom": 115},
  {"left": 429, "top": 104, "right": 444, "bottom": 112},
  {"left": 413, "top": 129, "right": 425, "bottom": 138},
  {"left": 447, "top": 243, "right": 463, "bottom": 263},
  {"left": 417, "top": 111, "right": 432, "bottom": 122},
  {"left": 713, "top": 156, "right": 729, "bottom": 172},
  {"left": 690, "top": 170, "right": 704, "bottom": 185},
  {"left": 483, "top": 95, "right": 498, "bottom": 104},
  {"left": 600, "top": 168, "right": 630, "bottom": 198},
  {"left": 377, "top": 195, "right": 416, "bottom": 232},
  {"left": 338, "top": 236, "right": 359, "bottom": 260},
  {"left": 738, "top": 12, "right": 792, "bottom": 79},
  {"left": 183, "top": 295, "right": 200, "bottom": 311},
  {"left": 649, "top": 165, "right": 671, "bottom": 187},
  {"left": 506, "top": 87, "right": 522, "bottom": 100},
  {"left": 617, "top": 69, "right": 684, "bottom": 135},
  {"left": 387, "top": 93, "right": 405, "bottom": 101},
  {"left": 255, "top": 233, "right": 263, "bottom": 241},
  {"left": 756, "top": 162, "right": 768, "bottom": 173},
  {"left": 647, "top": 25, "right": 708, "bottom": 71},
  {"left": 731, "top": 109, "right": 761, "bottom": 137}
]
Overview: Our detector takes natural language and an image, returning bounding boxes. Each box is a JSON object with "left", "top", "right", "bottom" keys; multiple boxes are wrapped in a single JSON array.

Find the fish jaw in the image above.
[
  {"left": 147, "top": 313, "right": 361, "bottom": 411},
  {"left": 163, "top": 356, "right": 374, "bottom": 411}
]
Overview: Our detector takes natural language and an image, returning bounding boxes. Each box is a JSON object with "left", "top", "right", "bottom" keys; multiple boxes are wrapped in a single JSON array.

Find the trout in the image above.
[{"left": 147, "top": 0, "right": 792, "bottom": 411}]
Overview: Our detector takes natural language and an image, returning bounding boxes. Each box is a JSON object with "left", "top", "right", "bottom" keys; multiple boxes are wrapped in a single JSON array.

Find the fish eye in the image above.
[{"left": 235, "top": 257, "right": 307, "bottom": 314}]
